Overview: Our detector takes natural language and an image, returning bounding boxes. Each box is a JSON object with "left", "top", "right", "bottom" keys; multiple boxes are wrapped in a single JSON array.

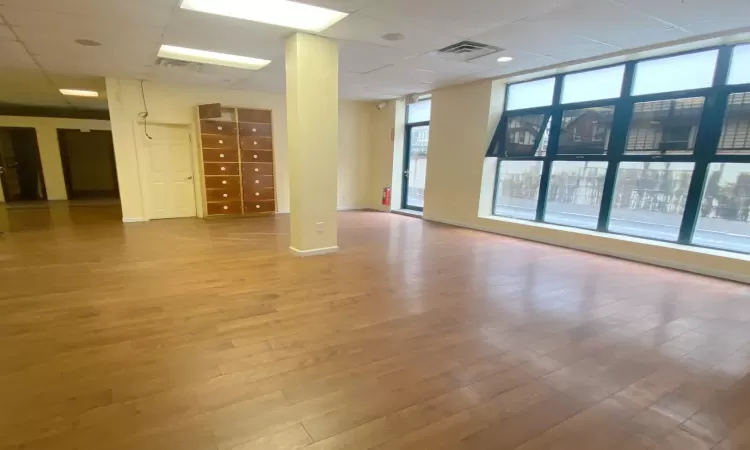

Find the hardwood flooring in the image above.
[{"left": 1, "top": 203, "right": 749, "bottom": 450}]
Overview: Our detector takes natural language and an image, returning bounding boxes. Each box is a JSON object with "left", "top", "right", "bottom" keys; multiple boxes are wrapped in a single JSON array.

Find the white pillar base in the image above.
[{"left": 289, "top": 246, "right": 339, "bottom": 257}]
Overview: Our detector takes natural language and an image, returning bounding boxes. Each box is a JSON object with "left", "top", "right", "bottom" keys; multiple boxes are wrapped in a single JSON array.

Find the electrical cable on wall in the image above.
[{"left": 139, "top": 79, "right": 153, "bottom": 140}]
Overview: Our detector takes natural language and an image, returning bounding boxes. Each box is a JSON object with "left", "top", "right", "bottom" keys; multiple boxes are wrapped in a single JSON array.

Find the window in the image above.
[
  {"left": 561, "top": 65, "right": 624, "bottom": 104},
  {"left": 693, "top": 163, "right": 750, "bottom": 253},
  {"left": 490, "top": 43, "right": 750, "bottom": 255},
  {"left": 494, "top": 161, "right": 543, "bottom": 220},
  {"left": 631, "top": 50, "right": 718, "bottom": 96},
  {"left": 608, "top": 162, "right": 694, "bottom": 241},
  {"left": 506, "top": 78, "right": 555, "bottom": 111},
  {"left": 727, "top": 44, "right": 750, "bottom": 86},
  {"left": 626, "top": 98, "right": 704, "bottom": 155},
  {"left": 544, "top": 162, "right": 608, "bottom": 229},
  {"left": 403, "top": 99, "right": 431, "bottom": 210},
  {"left": 718, "top": 92, "right": 750, "bottom": 154},
  {"left": 558, "top": 106, "right": 615, "bottom": 155},
  {"left": 504, "top": 114, "right": 550, "bottom": 157},
  {"left": 407, "top": 98, "right": 431, "bottom": 123}
]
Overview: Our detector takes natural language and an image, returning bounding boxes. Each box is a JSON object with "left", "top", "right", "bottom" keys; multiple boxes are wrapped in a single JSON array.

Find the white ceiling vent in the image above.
[
  {"left": 156, "top": 57, "right": 206, "bottom": 72},
  {"left": 431, "top": 41, "right": 503, "bottom": 62}
]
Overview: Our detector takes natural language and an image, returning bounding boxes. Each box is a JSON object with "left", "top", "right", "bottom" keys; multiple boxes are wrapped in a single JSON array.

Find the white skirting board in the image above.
[
  {"left": 289, "top": 246, "right": 339, "bottom": 257},
  {"left": 122, "top": 218, "right": 148, "bottom": 223}
]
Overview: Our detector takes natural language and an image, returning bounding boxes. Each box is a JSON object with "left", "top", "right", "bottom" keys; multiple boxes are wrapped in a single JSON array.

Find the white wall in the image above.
[
  {"left": 0, "top": 116, "right": 111, "bottom": 202},
  {"left": 105, "top": 78, "right": 372, "bottom": 221}
]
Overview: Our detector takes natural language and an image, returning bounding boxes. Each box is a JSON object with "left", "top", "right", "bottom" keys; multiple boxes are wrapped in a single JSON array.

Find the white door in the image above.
[{"left": 145, "top": 124, "right": 196, "bottom": 219}]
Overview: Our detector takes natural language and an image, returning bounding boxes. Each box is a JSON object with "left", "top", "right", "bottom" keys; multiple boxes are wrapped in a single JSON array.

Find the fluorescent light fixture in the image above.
[
  {"left": 180, "top": 0, "right": 348, "bottom": 32},
  {"left": 59, "top": 89, "right": 99, "bottom": 97},
  {"left": 497, "top": 56, "right": 514, "bottom": 62},
  {"left": 158, "top": 45, "right": 271, "bottom": 70}
]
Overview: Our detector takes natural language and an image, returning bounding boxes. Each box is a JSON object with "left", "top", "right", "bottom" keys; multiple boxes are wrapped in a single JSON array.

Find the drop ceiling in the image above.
[{"left": 0, "top": 0, "right": 748, "bottom": 109}]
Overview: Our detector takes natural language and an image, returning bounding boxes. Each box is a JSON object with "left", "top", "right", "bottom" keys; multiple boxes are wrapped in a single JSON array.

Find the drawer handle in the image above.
[
  {"left": 220, "top": 153, "right": 224, "bottom": 158},
  {"left": 254, "top": 168, "right": 259, "bottom": 172},
  {"left": 222, "top": 180, "right": 227, "bottom": 185},
  {"left": 256, "top": 205, "right": 260, "bottom": 209},
  {"left": 255, "top": 192, "right": 259, "bottom": 196},
  {"left": 223, "top": 194, "right": 228, "bottom": 198},
  {"left": 218, "top": 126, "right": 223, "bottom": 131},
  {"left": 253, "top": 155, "right": 258, "bottom": 159},
  {"left": 253, "top": 141, "right": 258, "bottom": 145},
  {"left": 255, "top": 180, "right": 259, "bottom": 184},
  {"left": 220, "top": 167, "right": 226, "bottom": 171},
  {"left": 223, "top": 206, "right": 229, "bottom": 210},
  {"left": 219, "top": 139, "right": 224, "bottom": 144},
  {"left": 252, "top": 128, "right": 257, "bottom": 132}
]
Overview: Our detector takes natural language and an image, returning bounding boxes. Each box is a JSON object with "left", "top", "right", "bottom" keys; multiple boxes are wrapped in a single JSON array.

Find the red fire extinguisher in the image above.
[{"left": 382, "top": 186, "right": 391, "bottom": 206}]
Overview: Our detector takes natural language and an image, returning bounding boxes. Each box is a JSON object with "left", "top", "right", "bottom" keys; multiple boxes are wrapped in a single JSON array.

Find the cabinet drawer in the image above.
[
  {"left": 244, "top": 188, "right": 275, "bottom": 201},
  {"left": 204, "top": 163, "right": 240, "bottom": 176},
  {"left": 201, "top": 120, "right": 236, "bottom": 135},
  {"left": 207, "top": 201, "right": 242, "bottom": 215},
  {"left": 201, "top": 135, "right": 237, "bottom": 149},
  {"left": 244, "top": 201, "right": 275, "bottom": 214},
  {"left": 203, "top": 148, "right": 238, "bottom": 163},
  {"left": 240, "top": 136, "right": 273, "bottom": 151},
  {"left": 206, "top": 188, "right": 242, "bottom": 202},
  {"left": 205, "top": 176, "right": 240, "bottom": 190},
  {"left": 239, "top": 123, "right": 272, "bottom": 137},
  {"left": 242, "top": 163, "right": 274, "bottom": 176},
  {"left": 237, "top": 109, "right": 271, "bottom": 124},
  {"left": 244, "top": 175, "right": 274, "bottom": 189},
  {"left": 241, "top": 150, "right": 273, "bottom": 163}
]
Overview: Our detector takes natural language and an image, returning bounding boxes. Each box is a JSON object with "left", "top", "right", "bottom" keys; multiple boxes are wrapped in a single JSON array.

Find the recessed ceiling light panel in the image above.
[
  {"left": 180, "top": 0, "right": 348, "bottom": 32},
  {"left": 59, "top": 89, "right": 99, "bottom": 97},
  {"left": 157, "top": 45, "right": 271, "bottom": 70},
  {"left": 497, "top": 56, "right": 514, "bottom": 62}
]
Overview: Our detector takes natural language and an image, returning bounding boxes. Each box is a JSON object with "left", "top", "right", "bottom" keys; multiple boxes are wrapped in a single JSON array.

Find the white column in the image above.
[{"left": 286, "top": 33, "right": 339, "bottom": 256}]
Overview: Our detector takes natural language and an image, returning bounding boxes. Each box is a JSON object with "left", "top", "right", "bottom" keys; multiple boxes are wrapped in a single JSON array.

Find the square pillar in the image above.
[{"left": 286, "top": 33, "right": 339, "bottom": 256}]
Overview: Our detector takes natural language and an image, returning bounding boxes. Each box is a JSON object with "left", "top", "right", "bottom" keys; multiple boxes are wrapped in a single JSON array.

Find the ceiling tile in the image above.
[{"left": 615, "top": 0, "right": 750, "bottom": 28}]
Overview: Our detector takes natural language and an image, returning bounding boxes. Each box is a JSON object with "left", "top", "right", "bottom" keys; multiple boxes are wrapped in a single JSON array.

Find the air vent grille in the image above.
[{"left": 433, "top": 40, "right": 503, "bottom": 62}]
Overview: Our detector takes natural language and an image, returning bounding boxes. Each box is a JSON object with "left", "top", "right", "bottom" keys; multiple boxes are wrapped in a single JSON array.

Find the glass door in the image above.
[{"left": 403, "top": 98, "right": 431, "bottom": 211}]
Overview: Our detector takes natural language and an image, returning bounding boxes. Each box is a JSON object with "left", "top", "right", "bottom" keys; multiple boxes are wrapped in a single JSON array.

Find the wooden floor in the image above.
[{"left": 1, "top": 204, "right": 749, "bottom": 450}]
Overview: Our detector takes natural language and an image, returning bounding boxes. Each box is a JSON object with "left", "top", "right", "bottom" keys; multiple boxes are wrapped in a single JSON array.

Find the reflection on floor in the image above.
[
  {"left": 0, "top": 200, "right": 122, "bottom": 233},
  {"left": 0, "top": 207, "right": 749, "bottom": 450}
]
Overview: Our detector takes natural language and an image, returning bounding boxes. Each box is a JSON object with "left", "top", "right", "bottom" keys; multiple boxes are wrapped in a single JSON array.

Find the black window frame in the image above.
[
  {"left": 489, "top": 44, "right": 750, "bottom": 254},
  {"left": 403, "top": 99, "right": 431, "bottom": 212}
]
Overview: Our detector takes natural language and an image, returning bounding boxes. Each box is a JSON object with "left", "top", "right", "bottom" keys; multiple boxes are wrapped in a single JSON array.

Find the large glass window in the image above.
[
  {"left": 693, "top": 163, "right": 750, "bottom": 253},
  {"left": 506, "top": 78, "right": 555, "bottom": 111},
  {"left": 494, "top": 161, "right": 543, "bottom": 221},
  {"left": 558, "top": 106, "right": 615, "bottom": 155},
  {"left": 718, "top": 92, "right": 750, "bottom": 154},
  {"left": 609, "top": 162, "right": 694, "bottom": 241},
  {"left": 545, "top": 162, "right": 608, "bottom": 229},
  {"left": 491, "top": 43, "right": 750, "bottom": 255},
  {"left": 625, "top": 98, "right": 704, "bottom": 155},
  {"left": 728, "top": 44, "right": 750, "bottom": 86},
  {"left": 561, "top": 65, "right": 624, "bottom": 104},
  {"left": 631, "top": 50, "right": 718, "bottom": 96}
]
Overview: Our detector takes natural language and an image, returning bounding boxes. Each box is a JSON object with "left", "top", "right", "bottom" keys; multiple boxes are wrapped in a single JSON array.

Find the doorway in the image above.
[
  {"left": 143, "top": 124, "right": 196, "bottom": 219},
  {"left": 402, "top": 98, "right": 432, "bottom": 211},
  {"left": 0, "top": 127, "right": 46, "bottom": 203},
  {"left": 58, "top": 129, "right": 119, "bottom": 200}
]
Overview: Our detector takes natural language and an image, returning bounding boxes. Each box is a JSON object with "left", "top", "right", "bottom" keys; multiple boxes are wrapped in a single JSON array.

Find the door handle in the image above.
[
  {"left": 403, "top": 170, "right": 409, "bottom": 178},
  {"left": 186, "top": 175, "right": 193, "bottom": 180}
]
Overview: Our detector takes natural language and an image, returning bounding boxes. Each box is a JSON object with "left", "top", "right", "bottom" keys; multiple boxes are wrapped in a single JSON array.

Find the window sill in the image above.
[
  {"left": 393, "top": 209, "right": 423, "bottom": 218},
  {"left": 478, "top": 214, "right": 750, "bottom": 261}
]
